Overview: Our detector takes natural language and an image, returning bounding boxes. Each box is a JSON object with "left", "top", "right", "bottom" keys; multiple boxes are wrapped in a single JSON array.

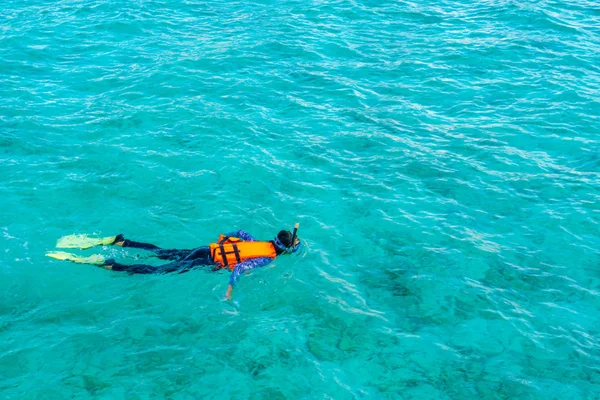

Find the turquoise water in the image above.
[{"left": 1, "top": 0, "right": 599, "bottom": 398}]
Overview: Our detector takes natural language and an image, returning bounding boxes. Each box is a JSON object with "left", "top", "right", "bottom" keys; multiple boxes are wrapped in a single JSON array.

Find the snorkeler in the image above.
[{"left": 46, "top": 224, "right": 301, "bottom": 300}]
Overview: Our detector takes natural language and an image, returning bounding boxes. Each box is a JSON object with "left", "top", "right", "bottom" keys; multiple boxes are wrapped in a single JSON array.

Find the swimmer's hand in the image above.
[{"left": 225, "top": 284, "right": 233, "bottom": 300}]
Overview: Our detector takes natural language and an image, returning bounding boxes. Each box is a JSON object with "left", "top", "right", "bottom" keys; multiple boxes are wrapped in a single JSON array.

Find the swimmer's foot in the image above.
[
  {"left": 56, "top": 234, "right": 124, "bottom": 250},
  {"left": 113, "top": 234, "right": 125, "bottom": 247}
]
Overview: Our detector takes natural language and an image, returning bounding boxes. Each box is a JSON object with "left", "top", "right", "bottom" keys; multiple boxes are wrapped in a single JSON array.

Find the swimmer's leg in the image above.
[
  {"left": 114, "top": 236, "right": 160, "bottom": 250},
  {"left": 46, "top": 251, "right": 195, "bottom": 274},
  {"left": 104, "top": 259, "right": 161, "bottom": 274},
  {"left": 114, "top": 237, "right": 192, "bottom": 260},
  {"left": 103, "top": 259, "right": 194, "bottom": 274},
  {"left": 182, "top": 247, "right": 213, "bottom": 265},
  {"left": 154, "top": 249, "right": 193, "bottom": 261}
]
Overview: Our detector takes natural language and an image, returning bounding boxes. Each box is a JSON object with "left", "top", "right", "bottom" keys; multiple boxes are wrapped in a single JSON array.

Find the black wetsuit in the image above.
[{"left": 107, "top": 239, "right": 215, "bottom": 274}]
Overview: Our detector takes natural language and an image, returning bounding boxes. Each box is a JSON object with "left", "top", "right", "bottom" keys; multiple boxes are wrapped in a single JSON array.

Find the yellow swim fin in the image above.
[
  {"left": 46, "top": 251, "right": 106, "bottom": 265},
  {"left": 56, "top": 234, "right": 118, "bottom": 250}
]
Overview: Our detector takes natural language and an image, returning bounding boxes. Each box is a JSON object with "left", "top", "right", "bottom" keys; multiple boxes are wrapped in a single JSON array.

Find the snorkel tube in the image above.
[
  {"left": 287, "top": 222, "right": 300, "bottom": 253},
  {"left": 291, "top": 222, "right": 299, "bottom": 246}
]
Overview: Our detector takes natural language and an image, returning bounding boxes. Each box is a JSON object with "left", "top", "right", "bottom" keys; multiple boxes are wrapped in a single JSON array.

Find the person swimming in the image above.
[{"left": 46, "top": 224, "right": 301, "bottom": 300}]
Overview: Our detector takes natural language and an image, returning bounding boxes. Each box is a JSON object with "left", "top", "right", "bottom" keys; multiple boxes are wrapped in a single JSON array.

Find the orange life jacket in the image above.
[{"left": 209, "top": 234, "right": 277, "bottom": 270}]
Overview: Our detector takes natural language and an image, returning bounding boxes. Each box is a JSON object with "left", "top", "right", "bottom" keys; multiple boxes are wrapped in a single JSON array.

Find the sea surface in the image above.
[{"left": 1, "top": 0, "right": 599, "bottom": 398}]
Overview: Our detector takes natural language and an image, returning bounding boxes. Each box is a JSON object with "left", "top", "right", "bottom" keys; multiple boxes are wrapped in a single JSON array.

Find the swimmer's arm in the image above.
[
  {"left": 225, "top": 257, "right": 273, "bottom": 300},
  {"left": 224, "top": 230, "right": 256, "bottom": 242}
]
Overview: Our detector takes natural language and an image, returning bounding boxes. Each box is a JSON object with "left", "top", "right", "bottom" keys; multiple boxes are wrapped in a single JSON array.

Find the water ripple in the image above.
[{"left": 1, "top": 0, "right": 599, "bottom": 398}]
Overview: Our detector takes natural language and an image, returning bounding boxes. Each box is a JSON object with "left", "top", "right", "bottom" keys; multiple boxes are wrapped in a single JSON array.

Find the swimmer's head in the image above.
[{"left": 274, "top": 230, "right": 300, "bottom": 253}]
